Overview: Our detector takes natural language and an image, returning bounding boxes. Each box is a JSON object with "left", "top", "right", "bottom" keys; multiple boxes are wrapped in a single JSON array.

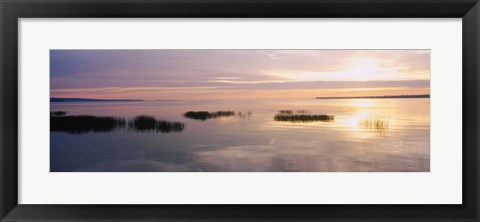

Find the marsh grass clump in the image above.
[
  {"left": 278, "top": 110, "right": 311, "bottom": 115},
  {"left": 359, "top": 117, "right": 389, "bottom": 131},
  {"left": 50, "top": 111, "right": 67, "bottom": 116},
  {"left": 184, "top": 111, "right": 236, "bottom": 121},
  {"left": 51, "top": 114, "right": 185, "bottom": 134},
  {"left": 156, "top": 120, "right": 185, "bottom": 133},
  {"left": 274, "top": 110, "right": 334, "bottom": 122},
  {"left": 210, "top": 111, "right": 236, "bottom": 118},
  {"left": 129, "top": 115, "right": 185, "bottom": 133},
  {"left": 278, "top": 110, "right": 293, "bottom": 115},
  {"left": 130, "top": 115, "right": 157, "bottom": 130},
  {"left": 295, "top": 110, "right": 311, "bottom": 114},
  {"left": 274, "top": 114, "right": 334, "bottom": 122},
  {"left": 50, "top": 115, "right": 126, "bottom": 134},
  {"left": 184, "top": 111, "right": 210, "bottom": 120}
]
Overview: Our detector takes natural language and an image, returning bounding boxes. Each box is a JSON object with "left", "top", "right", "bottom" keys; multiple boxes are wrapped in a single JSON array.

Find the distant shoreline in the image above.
[
  {"left": 51, "top": 98, "right": 143, "bottom": 103},
  {"left": 315, "top": 94, "right": 430, "bottom": 100}
]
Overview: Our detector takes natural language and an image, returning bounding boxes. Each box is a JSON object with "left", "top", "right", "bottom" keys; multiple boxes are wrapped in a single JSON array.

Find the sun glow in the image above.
[
  {"left": 51, "top": 50, "right": 430, "bottom": 100},
  {"left": 265, "top": 57, "right": 402, "bottom": 82},
  {"left": 350, "top": 99, "right": 374, "bottom": 108}
]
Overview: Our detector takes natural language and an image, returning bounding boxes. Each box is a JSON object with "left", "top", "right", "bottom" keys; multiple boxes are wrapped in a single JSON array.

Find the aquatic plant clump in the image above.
[
  {"left": 295, "top": 110, "right": 311, "bottom": 114},
  {"left": 130, "top": 115, "right": 157, "bottom": 130},
  {"left": 50, "top": 111, "right": 67, "bottom": 116},
  {"left": 184, "top": 111, "right": 236, "bottom": 121},
  {"left": 50, "top": 115, "right": 126, "bottom": 134},
  {"left": 210, "top": 111, "right": 236, "bottom": 117},
  {"left": 359, "top": 117, "right": 389, "bottom": 131},
  {"left": 51, "top": 114, "right": 185, "bottom": 134},
  {"left": 274, "top": 114, "right": 335, "bottom": 122},
  {"left": 129, "top": 115, "right": 185, "bottom": 133},
  {"left": 278, "top": 110, "right": 293, "bottom": 115},
  {"left": 184, "top": 111, "right": 210, "bottom": 120},
  {"left": 278, "top": 110, "right": 311, "bottom": 115},
  {"left": 274, "top": 110, "right": 334, "bottom": 122}
]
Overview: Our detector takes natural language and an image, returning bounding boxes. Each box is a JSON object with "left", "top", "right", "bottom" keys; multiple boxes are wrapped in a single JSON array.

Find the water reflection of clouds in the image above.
[
  {"left": 51, "top": 99, "right": 430, "bottom": 172},
  {"left": 51, "top": 128, "right": 429, "bottom": 172},
  {"left": 193, "top": 137, "right": 429, "bottom": 172}
]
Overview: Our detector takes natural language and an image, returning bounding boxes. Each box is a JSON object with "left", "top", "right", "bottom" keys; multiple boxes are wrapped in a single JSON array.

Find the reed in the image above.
[
  {"left": 295, "top": 110, "right": 311, "bottom": 114},
  {"left": 274, "top": 114, "right": 334, "bottom": 122},
  {"left": 359, "top": 117, "right": 389, "bottom": 131},
  {"left": 278, "top": 110, "right": 293, "bottom": 115},
  {"left": 278, "top": 110, "right": 311, "bottom": 115},
  {"left": 51, "top": 114, "right": 185, "bottom": 134},
  {"left": 129, "top": 115, "right": 185, "bottom": 133},
  {"left": 50, "top": 111, "right": 67, "bottom": 116},
  {"left": 184, "top": 111, "right": 210, "bottom": 120},
  {"left": 184, "top": 111, "right": 236, "bottom": 120},
  {"left": 274, "top": 110, "right": 334, "bottom": 122},
  {"left": 130, "top": 115, "right": 157, "bottom": 130},
  {"left": 50, "top": 115, "right": 126, "bottom": 134}
]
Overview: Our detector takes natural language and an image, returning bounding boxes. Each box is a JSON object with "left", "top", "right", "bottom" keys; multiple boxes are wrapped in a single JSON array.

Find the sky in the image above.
[{"left": 50, "top": 50, "right": 430, "bottom": 100}]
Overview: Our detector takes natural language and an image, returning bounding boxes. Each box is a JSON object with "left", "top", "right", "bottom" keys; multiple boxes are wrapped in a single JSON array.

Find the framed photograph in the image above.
[{"left": 1, "top": 0, "right": 479, "bottom": 221}]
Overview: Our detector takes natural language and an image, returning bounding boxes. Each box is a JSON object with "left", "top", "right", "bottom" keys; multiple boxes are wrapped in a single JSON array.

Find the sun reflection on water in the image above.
[
  {"left": 338, "top": 99, "right": 392, "bottom": 138},
  {"left": 350, "top": 99, "right": 374, "bottom": 108}
]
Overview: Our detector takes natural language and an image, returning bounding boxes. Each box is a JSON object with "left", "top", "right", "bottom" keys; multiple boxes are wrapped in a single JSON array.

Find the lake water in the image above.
[{"left": 50, "top": 98, "right": 430, "bottom": 172}]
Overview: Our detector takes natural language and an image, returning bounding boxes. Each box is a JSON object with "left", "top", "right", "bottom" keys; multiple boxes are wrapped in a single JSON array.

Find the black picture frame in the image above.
[{"left": 1, "top": 0, "right": 479, "bottom": 221}]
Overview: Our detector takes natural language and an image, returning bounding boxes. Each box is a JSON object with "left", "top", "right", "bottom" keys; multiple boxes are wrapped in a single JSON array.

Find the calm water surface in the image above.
[{"left": 50, "top": 98, "right": 430, "bottom": 172}]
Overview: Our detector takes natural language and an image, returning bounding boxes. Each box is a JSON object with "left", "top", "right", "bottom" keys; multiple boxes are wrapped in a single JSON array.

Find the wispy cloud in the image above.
[{"left": 50, "top": 50, "right": 430, "bottom": 99}]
